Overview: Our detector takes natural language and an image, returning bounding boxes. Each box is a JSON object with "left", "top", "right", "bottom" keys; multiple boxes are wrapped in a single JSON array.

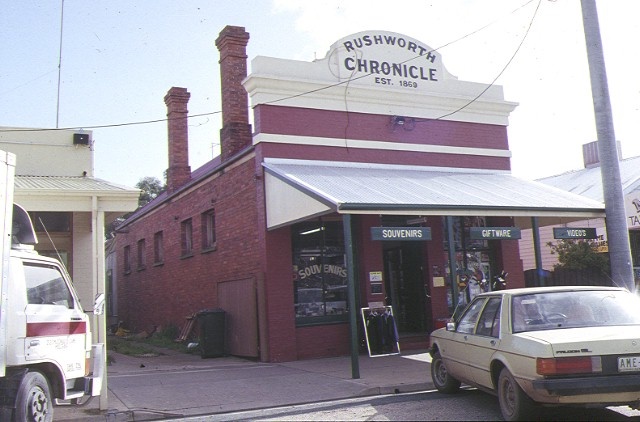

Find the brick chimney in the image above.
[
  {"left": 164, "top": 87, "right": 192, "bottom": 193},
  {"left": 582, "top": 140, "right": 622, "bottom": 168},
  {"left": 215, "top": 26, "right": 252, "bottom": 162}
]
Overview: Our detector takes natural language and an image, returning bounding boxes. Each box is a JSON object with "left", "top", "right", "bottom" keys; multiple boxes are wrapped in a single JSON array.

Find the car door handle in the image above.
[
  {"left": 71, "top": 317, "right": 82, "bottom": 321},
  {"left": 490, "top": 340, "right": 496, "bottom": 346},
  {"left": 463, "top": 335, "right": 468, "bottom": 341}
]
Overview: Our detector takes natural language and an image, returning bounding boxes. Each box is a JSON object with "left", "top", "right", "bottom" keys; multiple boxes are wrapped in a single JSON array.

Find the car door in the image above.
[
  {"left": 463, "top": 297, "right": 502, "bottom": 389},
  {"left": 23, "top": 260, "right": 89, "bottom": 379},
  {"left": 443, "top": 297, "right": 488, "bottom": 383}
]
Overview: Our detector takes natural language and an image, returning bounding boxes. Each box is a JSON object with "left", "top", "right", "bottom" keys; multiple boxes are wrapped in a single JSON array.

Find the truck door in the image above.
[{"left": 23, "top": 261, "right": 88, "bottom": 379}]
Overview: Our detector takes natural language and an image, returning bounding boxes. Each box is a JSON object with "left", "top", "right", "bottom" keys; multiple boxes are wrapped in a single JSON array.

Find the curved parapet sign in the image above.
[{"left": 324, "top": 30, "right": 456, "bottom": 91}]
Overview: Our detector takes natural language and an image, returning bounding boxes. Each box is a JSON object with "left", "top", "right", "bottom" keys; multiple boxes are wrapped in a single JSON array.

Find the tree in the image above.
[
  {"left": 136, "top": 176, "right": 165, "bottom": 207},
  {"left": 547, "top": 239, "right": 609, "bottom": 274}
]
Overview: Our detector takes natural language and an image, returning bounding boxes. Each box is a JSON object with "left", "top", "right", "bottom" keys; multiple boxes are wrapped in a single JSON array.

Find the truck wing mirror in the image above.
[{"left": 93, "top": 293, "right": 105, "bottom": 316}]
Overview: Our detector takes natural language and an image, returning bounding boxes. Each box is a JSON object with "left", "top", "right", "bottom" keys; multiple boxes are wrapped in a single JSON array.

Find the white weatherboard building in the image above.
[
  {"left": 520, "top": 141, "right": 640, "bottom": 282},
  {"left": 0, "top": 127, "right": 139, "bottom": 408}
]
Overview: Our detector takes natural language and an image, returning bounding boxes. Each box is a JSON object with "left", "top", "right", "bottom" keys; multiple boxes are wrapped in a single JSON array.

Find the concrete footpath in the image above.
[{"left": 54, "top": 347, "right": 434, "bottom": 421}]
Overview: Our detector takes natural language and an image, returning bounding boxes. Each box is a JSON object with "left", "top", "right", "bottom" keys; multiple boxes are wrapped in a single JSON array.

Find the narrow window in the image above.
[
  {"left": 154, "top": 231, "right": 164, "bottom": 264},
  {"left": 201, "top": 209, "right": 216, "bottom": 251},
  {"left": 124, "top": 245, "right": 131, "bottom": 274},
  {"left": 181, "top": 218, "right": 193, "bottom": 257},
  {"left": 137, "top": 239, "right": 146, "bottom": 270}
]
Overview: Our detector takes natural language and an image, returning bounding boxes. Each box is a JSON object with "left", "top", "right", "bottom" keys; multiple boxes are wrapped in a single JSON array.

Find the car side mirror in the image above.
[
  {"left": 93, "top": 293, "right": 105, "bottom": 316},
  {"left": 446, "top": 321, "right": 456, "bottom": 331}
]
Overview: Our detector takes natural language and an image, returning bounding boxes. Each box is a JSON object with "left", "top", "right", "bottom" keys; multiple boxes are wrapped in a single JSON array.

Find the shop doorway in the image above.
[{"left": 383, "top": 242, "right": 431, "bottom": 336}]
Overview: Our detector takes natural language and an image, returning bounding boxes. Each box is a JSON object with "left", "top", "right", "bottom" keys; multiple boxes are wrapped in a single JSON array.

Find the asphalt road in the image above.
[{"left": 171, "top": 388, "right": 640, "bottom": 421}]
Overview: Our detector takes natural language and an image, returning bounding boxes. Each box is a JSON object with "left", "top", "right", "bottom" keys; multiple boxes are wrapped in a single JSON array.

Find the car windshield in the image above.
[{"left": 511, "top": 290, "right": 640, "bottom": 333}]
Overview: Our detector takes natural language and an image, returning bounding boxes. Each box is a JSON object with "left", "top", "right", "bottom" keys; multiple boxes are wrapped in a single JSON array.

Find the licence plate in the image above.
[{"left": 618, "top": 356, "right": 640, "bottom": 372}]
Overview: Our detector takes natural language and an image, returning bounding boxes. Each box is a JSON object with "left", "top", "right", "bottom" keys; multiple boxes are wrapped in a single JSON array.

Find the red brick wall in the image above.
[
  {"left": 259, "top": 142, "right": 510, "bottom": 171},
  {"left": 255, "top": 105, "right": 509, "bottom": 151},
  {"left": 357, "top": 215, "right": 385, "bottom": 307},
  {"left": 295, "top": 324, "right": 350, "bottom": 360},
  {"left": 261, "top": 226, "right": 298, "bottom": 362},
  {"left": 117, "top": 157, "right": 262, "bottom": 334},
  {"left": 425, "top": 218, "right": 451, "bottom": 326},
  {"left": 254, "top": 104, "right": 511, "bottom": 172}
]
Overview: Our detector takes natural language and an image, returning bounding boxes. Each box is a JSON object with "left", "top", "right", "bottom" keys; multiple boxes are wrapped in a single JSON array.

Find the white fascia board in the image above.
[
  {"left": 254, "top": 133, "right": 512, "bottom": 159},
  {"left": 14, "top": 192, "right": 139, "bottom": 213}
]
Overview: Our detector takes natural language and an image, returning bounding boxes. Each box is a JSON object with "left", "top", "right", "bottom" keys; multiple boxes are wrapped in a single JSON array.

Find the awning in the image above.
[
  {"left": 13, "top": 175, "right": 140, "bottom": 222},
  {"left": 263, "top": 159, "right": 606, "bottom": 230}
]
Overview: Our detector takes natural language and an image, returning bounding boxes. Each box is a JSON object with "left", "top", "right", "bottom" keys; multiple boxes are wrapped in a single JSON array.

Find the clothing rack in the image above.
[{"left": 360, "top": 306, "right": 400, "bottom": 357}]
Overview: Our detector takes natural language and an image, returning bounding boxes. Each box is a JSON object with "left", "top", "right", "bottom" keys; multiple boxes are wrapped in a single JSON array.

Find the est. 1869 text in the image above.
[{"left": 374, "top": 77, "right": 418, "bottom": 88}]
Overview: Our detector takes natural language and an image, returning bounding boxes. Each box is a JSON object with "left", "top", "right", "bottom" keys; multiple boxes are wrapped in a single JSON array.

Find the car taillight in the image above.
[{"left": 536, "top": 356, "right": 602, "bottom": 376}]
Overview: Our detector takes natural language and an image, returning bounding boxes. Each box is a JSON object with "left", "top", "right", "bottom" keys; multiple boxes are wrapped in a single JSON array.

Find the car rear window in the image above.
[{"left": 511, "top": 290, "right": 640, "bottom": 332}]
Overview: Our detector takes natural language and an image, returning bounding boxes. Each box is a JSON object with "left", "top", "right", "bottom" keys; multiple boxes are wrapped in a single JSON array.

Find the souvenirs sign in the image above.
[{"left": 371, "top": 227, "right": 432, "bottom": 241}]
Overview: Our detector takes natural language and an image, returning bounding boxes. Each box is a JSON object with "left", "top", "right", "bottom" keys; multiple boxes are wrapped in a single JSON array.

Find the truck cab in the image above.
[{"left": 0, "top": 203, "right": 104, "bottom": 421}]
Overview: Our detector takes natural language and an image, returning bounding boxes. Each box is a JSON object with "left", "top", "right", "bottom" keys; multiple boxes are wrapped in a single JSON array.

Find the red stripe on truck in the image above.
[{"left": 26, "top": 321, "right": 86, "bottom": 337}]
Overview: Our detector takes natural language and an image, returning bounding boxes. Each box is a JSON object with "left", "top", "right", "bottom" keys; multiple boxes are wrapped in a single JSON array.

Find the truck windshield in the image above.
[{"left": 24, "top": 263, "right": 74, "bottom": 308}]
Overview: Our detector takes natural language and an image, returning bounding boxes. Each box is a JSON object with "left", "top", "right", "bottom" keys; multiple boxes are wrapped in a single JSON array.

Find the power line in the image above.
[
  {"left": 427, "top": 0, "right": 542, "bottom": 122},
  {"left": 0, "top": 0, "right": 538, "bottom": 134}
]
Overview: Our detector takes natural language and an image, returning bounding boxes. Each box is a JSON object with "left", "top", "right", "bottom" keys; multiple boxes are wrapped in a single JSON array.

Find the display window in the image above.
[
  {"left": 292, "top": 220, "right": 348, "bottom": 326},
  {"left": 444, "top": 217, "right": 493, "bottom": 314}
]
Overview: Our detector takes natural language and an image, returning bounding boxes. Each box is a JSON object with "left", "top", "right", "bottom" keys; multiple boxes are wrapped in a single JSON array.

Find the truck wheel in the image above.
[
  {"left": 430, "top": 351, "right": 461, "bottom": 393},
  {"left": 14, "top": 371, "right": 53, "bottom": 422},
  {"left": 497, "top": 367, "right": 536, "bottom": 421}
]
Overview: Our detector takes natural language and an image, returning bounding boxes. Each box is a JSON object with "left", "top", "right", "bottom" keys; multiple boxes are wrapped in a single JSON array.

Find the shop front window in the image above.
[
  {"left": 292, "top": 221, "right": 348, "bottom": 326},
  {"left": 444, "top": 217, "right": 493, "bottom": 313}
]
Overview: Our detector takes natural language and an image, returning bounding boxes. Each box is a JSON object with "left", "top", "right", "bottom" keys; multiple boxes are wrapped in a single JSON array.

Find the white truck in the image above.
[{"left": 0, "top": 150, "right": 104, "bottom": 421}]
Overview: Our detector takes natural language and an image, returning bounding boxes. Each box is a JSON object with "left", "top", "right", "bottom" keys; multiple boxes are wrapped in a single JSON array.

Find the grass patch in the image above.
[
  {"left": 107, "top": 336, "right": 159, "bottom": 356},
  {"left": 107, "top": 324, "right": 198, "bottom": 361}
]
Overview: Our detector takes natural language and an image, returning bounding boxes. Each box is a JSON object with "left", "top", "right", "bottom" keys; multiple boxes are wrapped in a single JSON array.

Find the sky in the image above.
[{"left": 1, "top": 0, "right": 639, "bottom": 188}]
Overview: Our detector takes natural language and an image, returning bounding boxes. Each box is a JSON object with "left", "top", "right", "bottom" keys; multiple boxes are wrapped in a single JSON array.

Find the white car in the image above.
[{"left": 429, "top": 286, "right": 640, "bottom": 421}]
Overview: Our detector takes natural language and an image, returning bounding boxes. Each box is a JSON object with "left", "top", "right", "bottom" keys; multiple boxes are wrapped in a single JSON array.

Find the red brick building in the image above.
[{"left": 115, "top": 26, "right": 604, "bottom": 362}]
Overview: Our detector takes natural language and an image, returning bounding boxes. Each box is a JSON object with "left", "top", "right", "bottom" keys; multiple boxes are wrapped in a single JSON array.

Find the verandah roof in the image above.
[{"left": 263, "top": 158, "right": 605, "bottom": 230}]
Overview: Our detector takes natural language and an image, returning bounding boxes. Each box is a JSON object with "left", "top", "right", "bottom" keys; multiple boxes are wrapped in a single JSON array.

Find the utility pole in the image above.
[
  {"left": 56, "top": 0, "right": 65, "bottom": 128},
  {"left": 580, "top": 0, "right": 635, "bottom": 292}
]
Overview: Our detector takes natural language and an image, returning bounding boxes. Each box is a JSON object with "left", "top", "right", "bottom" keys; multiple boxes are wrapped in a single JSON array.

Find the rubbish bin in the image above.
[{"left": 197, "top": 308, "right": 226, "bottom": 358}]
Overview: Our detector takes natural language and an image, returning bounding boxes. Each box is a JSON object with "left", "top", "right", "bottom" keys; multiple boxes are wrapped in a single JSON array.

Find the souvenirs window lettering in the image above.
[{"left": 292, "top": 221, "right": 348, "bottom": 325}]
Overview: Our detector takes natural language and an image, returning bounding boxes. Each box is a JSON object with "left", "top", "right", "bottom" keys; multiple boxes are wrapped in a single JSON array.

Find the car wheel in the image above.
[
  {"left": 430, "top": 351, "right": 461, "bottom": 393},
  {"left": 498, "top": 367, "right": 536, "bottom": 421}
]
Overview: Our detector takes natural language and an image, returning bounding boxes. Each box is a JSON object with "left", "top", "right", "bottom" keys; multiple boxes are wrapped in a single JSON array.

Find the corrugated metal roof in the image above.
[
  {"left": 15, "top": 175, "right": 138, "bottom": 194},
  {"left": 263, "top": 159, "right": 605, "bottom": 218},
  {"left": 538, "top": 155, "right": 640, "bottom": 201}
]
